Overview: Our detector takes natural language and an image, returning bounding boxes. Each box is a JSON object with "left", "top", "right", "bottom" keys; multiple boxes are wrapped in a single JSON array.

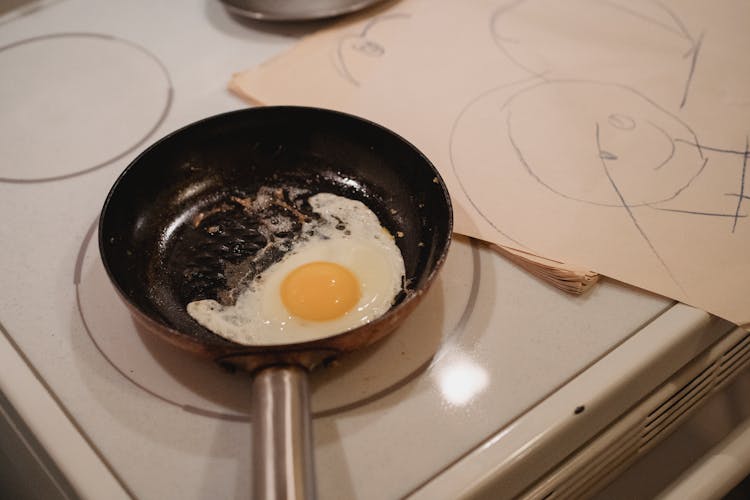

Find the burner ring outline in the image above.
[
  {"left": 74, "top": 219, "right": 481, "bottom": 420},
  {"left": 0, "top": 32, "right": 173, "bottom": 184}
]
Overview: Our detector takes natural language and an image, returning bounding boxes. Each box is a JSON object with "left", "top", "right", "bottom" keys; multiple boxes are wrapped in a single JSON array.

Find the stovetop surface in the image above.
[{"left": 0, "top": 1, "right": 675, "bottom": 498}]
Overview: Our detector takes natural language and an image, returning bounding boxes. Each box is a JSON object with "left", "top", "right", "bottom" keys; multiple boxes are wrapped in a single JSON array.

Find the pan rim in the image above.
[{"left": 99, "top": 105, "right": 453, "bottom": 354}]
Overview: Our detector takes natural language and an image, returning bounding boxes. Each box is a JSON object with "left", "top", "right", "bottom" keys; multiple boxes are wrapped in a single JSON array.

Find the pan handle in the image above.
[{"left": 251, "top": 365, "right": 317, "bottom": 500}]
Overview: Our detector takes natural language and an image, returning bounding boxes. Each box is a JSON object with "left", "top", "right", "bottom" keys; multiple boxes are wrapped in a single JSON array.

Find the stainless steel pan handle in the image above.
[{"left": 251, "top": 366, "right": 317, "bottom": 500}]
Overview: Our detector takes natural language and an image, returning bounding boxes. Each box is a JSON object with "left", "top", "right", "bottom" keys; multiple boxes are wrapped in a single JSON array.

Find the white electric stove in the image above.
[{"left": 1, "top": 1, "right": 748, "bottom": 499}]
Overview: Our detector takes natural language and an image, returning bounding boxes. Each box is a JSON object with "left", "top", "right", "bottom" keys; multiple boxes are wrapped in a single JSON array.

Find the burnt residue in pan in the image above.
[{"left": 166, "top": 186, "right": 315, "bottom": 308}]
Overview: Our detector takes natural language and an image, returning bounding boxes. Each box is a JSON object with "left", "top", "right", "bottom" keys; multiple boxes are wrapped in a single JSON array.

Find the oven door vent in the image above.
[{"left": 520, "top": 327, "right": 750, "bottom": 500}]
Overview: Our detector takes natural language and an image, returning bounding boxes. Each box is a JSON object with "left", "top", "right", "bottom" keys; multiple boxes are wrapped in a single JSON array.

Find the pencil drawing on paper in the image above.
[
  {"left": 332, "top": 12, "right": 411, "bottom": 86},
  {"left": 665, "top": 136, "right": 750, "bottom": 234},
  {"left": 503, "top": 81, "right": 707, "bottom": 208},
  {"left": 489, "top": 0, "right": 704, "bottom": 109},
  {"left": 448, "top": 0, "right": 748, "bottom": 291}
]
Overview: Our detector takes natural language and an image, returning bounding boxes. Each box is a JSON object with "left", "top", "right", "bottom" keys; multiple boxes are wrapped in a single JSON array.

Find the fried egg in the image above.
[{"left": 186, "top": 193, "right": 405, "bottom": 345}]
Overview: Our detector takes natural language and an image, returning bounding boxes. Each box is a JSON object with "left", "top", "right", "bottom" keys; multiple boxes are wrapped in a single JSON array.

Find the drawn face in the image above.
[
  {"left": 598, "top": 112, "right": 680, "bottom": 183},
  {"left": 504, "top": 81, "right": 705, "bottom": 206},
  {"left": 334, "top": 13, "right": 411, "bottom": 86}
]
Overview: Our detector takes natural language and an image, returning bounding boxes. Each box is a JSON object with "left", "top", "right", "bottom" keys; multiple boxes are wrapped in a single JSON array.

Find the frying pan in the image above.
[{"left": 99, "top": 106, "right": 452, "bottom": 499}]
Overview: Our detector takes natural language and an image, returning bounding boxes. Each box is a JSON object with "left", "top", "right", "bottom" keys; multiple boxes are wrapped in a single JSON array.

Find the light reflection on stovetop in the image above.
[
  {"left": 75, "top": 219, "right": 480, "bottom": 419},
  {"left": 0, "top": 32, "right": 171, "bottom": 183}
]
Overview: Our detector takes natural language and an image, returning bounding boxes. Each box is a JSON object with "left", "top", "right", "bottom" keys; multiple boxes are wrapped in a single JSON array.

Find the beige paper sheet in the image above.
[{"left": 231, "top": 0, "right": 750, "bottom": 327}]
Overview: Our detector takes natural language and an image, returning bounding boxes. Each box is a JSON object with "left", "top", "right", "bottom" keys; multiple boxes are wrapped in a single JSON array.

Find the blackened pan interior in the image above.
[{"left": 99, "top": 106, "right": 452, "bottom": 350}]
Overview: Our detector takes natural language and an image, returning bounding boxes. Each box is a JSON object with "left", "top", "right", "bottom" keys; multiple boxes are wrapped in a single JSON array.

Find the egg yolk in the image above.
[{"left": 280, "top": 261, "right": 361, "bottom": 321}]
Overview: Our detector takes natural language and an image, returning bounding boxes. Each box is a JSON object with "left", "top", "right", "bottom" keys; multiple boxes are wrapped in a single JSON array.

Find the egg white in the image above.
[{"left": 186, "top": 193, "right": 405, "bottom": 345}]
